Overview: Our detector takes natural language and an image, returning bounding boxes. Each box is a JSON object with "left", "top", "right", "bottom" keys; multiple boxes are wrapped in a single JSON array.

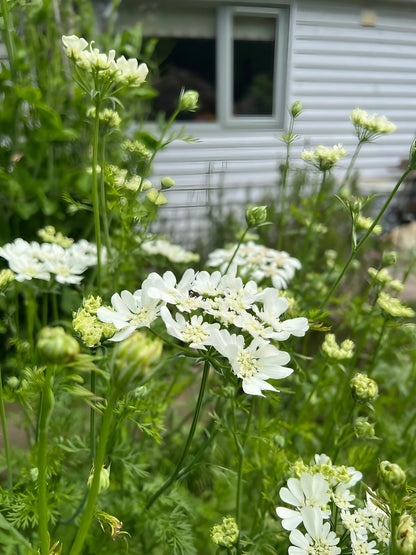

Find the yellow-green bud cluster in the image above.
[
  {"left": 211, "top": 517, "right": 239, "bottom": 548},
  {"left": 301, "top": 144, "right": 347, "bottom": 172},
  {"left": 160, "top": 177, "right": 175, "bottom": 190},
  {"left": 112, "top": 331, "right": 163, "bottom": 392},
  {"left": 368, "top": 267, "right": 404, "bottom": 292},
  {"left": 37, "top": 226, "right": 73, "bottom": 248},
  {"left": 353, "top": 417, "right": 376, "bottom": 439},
  {"left": 396, "top": 514, "right": 416, "bottom": 554},
  {"left": 73, "top": 296, "right": 116, "bottom": 348},
  {"left": 87, "top": 107, "right": 121, "bottom": 129},
  {"left": 37, "top": 326, "right": 80, "bottom": 364},
  {"left": 378, "top": 460, "right": 406, "bottom": 492},
  {"left": 146, "top": 188, "right": 168, "bottom": 206},
  {"left": 0, "top": 268, "right": 14, "bottom": 291},
  {"left": 179, "top": 89, "right": 199, "bottom": 112},
  {"left": 356, "top": 215, "right": 382, "bottom": 235},
  {"left": 123, "top": 139, "right": 152, "bottom": 160},
  {"left": 350, "top": 373, "right": 378, "bottom": 404},
  {"left": 87, "top": 465, "right": 110, "bottom": 493},
  {"left": 245, "top": 205, "right": 268, "bottom": 228},
  {"left": 322, "top": 333, "right": 354, "bottom": 360},
  {"left": 350, "top": 108, "right": 396, "bottom": 142},
  {"left": 377, "top": 292, "right": 414, "bottom": 318}
]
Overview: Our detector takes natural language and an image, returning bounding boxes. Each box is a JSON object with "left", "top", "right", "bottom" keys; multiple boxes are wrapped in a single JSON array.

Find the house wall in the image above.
[{"left": 145, "top": 0, "right": 416, "bottom": 244}]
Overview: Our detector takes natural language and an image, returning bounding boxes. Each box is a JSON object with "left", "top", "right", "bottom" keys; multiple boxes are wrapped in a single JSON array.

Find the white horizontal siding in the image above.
[{"left": 150, "top": 0, "right": 416, "bottom": 244}]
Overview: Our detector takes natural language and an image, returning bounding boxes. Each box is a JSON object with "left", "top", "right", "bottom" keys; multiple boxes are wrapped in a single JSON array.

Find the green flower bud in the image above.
[
  {"left": 112, "top": 331, "right": 163, "bottom": 391},
  {"left": 179, "top": 89, "right": 199, "bottom": 112},
  {"left": 350, "top": 373, "right": 378, "bottom": 404},
  {"left": 382, "top": 251, "right": 397, "bottom": 267},
  {"left": 37, "top": 326, "right": 80, "bottom": 364},
  {"left": 160, "top": 176, "right": 175, "bottom": 190},
  {"left": 353, "top": 417, "right": 376, "bottom": 439},
  {"left": 6, "top": 376, "right": 19, "bottom": 389},
  {"left": 211, "top": 517, "right": 239, "bottom": 548},
  {"left": 397, "top": 514, "right": 416, "bottom": 554},
  {"left": 88, "top": 465, "right": 110, "bottom": 493},
  {"left": 378, "top": 460, "right": 406, "bottom": 491},
  {"left": 290, "top": 100, "right": 302, "bottom": 118},
  {"left": 245, "top": 205, "right": 268, "bottom": 228},
  {"left": 409, "top": 139, "right": 416, "bottom": 169},
  {"left": 0, "top": 269, "right": 14, "bottom": 291}
]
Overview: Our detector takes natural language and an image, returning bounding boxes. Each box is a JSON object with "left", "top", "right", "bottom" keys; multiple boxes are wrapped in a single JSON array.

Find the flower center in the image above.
[
  {"left": 308, "top": 539, "right": 334, "bottom": 555},
  {"left": 181, "top": 322, "right": 207, "bottom": 345},
  {"left": 236, "top": 350, "right": 258, "bottom": 379}
]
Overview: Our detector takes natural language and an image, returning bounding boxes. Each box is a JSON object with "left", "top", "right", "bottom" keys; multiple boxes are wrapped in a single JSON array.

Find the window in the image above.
[{"left": 137, "top": 3, "right": 289, "bottom": 128}]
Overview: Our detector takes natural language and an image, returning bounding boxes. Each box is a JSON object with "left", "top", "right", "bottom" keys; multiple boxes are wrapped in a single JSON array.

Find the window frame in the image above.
[{"left": 216, "top": 5, "right": 289, "bottom": 130}]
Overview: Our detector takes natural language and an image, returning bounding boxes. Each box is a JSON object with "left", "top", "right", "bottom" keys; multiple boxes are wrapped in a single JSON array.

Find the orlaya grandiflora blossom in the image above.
[
  {"left": 0, "top": 237, "right": 101, "bottom": 284},
  {"left": 206, "top": 241, "right": 301, "bottom": 290},
  {"left": 97, "top": 267, "right": 309, "bottom": 396},
  {"left": 61, "top": 34, "right": 148, "bottom": 93},
  {"left": 276, "top": 473, "right": 331, "bottom": 531},
  {"left": 288, "top": 507, "right": 341, "bottom": 555}
]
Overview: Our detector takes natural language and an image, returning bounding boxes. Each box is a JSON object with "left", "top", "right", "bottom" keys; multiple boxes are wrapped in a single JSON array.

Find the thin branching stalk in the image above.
[
  {"left": 69, "top": 392, "right": 118, "bottom": 555},
  {"left": 0, "top": 366, "right": 12, "bottom": 490},
  {"left": 320, "top": 166, "right": 413, "bottom": 308},
  {"left": 91, "top": 101, "right": 102, "bottom": 292},
  {"left": 340, "top": 139, "right": 365, "bottom": 190},
  {"left": 37, "top": 364, "right": 55, "bottom": 555},
  {"left": 278, "top": 118, "right": 296, "bottom": 249},
  {"left": 145, "top": 360, "right": 211, "bottom": 510},
  {"left": 224, "top": 228, "right": 249, "bottom": 275},
  {"left": 99, "top": 136, "right": 112, "bottom": 259}
]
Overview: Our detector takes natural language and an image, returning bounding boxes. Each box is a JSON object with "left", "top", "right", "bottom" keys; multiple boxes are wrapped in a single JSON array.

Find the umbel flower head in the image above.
[
  {"left": 37, "top": 326, "right": 80, "bottom": 364},
  {"left": 301, "top": 144, "right": 347, "bottom": 172},
  {"left": 350, "top": 373, "right": 378, "bottom": 404},
  {"left": 350, "top": 108, "right": 396, "bottom": 142},
  {"left": 211, "top": 516, "right": 239, "bottom": 548},
  {"left": 98, "top": 267, "right": 309, "bottom": 397}
]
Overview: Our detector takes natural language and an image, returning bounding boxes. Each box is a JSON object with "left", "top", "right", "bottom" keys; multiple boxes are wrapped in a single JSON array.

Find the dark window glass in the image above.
[
  {"left": 152, "top": 38, "right": 216, "bottom": 121},
  {"left": 233, "top": 15, "right": 275, "bottom": 116}
]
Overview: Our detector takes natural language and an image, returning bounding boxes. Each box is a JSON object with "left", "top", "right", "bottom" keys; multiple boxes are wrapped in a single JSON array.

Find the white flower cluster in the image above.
[
  {"left": 301, "top": 144, "right": 347, "bottom": 172},
  {"left": 141, "top": 238, "right": 200, "bottom": 264},
  {"left": 276, "top": 454, "right": 390, "bottom": 554},
  {"left": 206, "top": 241, "right": 301, "bottom": 290},
  {"left": 0, "top": 237, "right": 102, "bottom": 284},
  {"left": 97, "top": 268, "right": 309, "bottom": 396},
  {"left": 61, "top": 35, "right": 148, "bottom": 88},
  {"left": 350, "top": 108, "right": 396, "bottom": 141}
]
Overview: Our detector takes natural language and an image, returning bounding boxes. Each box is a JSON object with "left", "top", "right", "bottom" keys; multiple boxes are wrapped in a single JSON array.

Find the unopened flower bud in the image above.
[
  {"left": 378, "top": 460, "right": 406, "bottom": 491},
  {"left": 382, "top": 251, "right": 397, "bottom": 267},
  {"left": 179, "top": 89, "right": 199, "bottom": 112},
  {"left": 397, "top": 514, "right": 416, "bottom": 554},
  {"left": 88, "top": 465, "right": 110, "bottom": 493},
  {"left": 350, "top": 373, "right": 378, "bottom": 403},
  {"left": 0, "top": 268, "right": 14, "bottom": 290},
  {"left": 37, "top": 326, "right": 80, "bottom": 364},
  {"left": 353, "top": 417, "right": 375, "bottom": 439},
  {"left": 7, "top": 376, "right": 19, "bottom": 389},
  {"left": 245, "top": 205, "right": 268, "bottom": 228},
  {"left": 409, "top": 139, "right": 416, "bottom": 169},
  {"left": 161, "top": 176, "right": 175, "bottom": 190},
  {"left": 211, "top": 516, "right": 239, "bottom": 548},
  {"left": 112, "top": 331, "right": 162, "bottom": 391},
  {"left": 291, "top": 100, "right": 302, "bottom": 118}
]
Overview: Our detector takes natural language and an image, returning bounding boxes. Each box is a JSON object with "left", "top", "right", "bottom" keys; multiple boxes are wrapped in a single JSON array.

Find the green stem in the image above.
[
  {"left": 0, "top": 366, "right": 12, "bottom": 490},
  {"left": 278, "top": 117, "right": 295, "bottom": 249},
  {"left": 319, "top": 166, "right": 413, "bottom": 309},
  {"left": 37, "top": 364, "right": 55, "bottom": 555},
  {"left": 224, "top": 228, "right": 249, "bottom": 275},
  {"left": 0, "top": 0, "right": 17, "bottom": 82},
  {"left": 340, "top": 140, "right": 364, "bottom": 190},
  {"left": 91, "top": 102, "right": 102, "bottom": 292},
  {"left": 69, "top": 393, "right": 118, "bottom": 555},
  {"left": 99, "top": 136, "right": 112, "bottom": 259},
  {"left": 145, "top": 360, "right": 210, "bottom": 510},
  {"left": 90, "top": 372, "right": 96, "bottom": 458}
]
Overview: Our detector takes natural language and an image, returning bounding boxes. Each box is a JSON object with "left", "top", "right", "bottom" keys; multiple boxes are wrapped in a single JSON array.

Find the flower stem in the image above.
[
  {"left": 278, "top": 117, "right": 295, "bottom": 249},
  {"left": 69, "top": 393, "right": 118, "bottom": 555},
  {"left": 37, "top": 364, "right": 55, "bottom": 555},
  {"left": 224, "top": 228, "right": 249, "bottom": 275},
  {"left": 145, "top": 360, "right": 210, "bottom": 510},
  {"left": 0, "top": 366, "right": 12, "bottom": 490},
  {"left": 340, "top": 139, "right": 364, "bottom": 189},
  {"left": 0, "top": 0, "right": 17, "bottom": 82},
  {"left": 91, "top": 102, "right": 102, "bottom": 292},
  {"left": 320, "top": 166, "right": 413, "bottom": 309}
]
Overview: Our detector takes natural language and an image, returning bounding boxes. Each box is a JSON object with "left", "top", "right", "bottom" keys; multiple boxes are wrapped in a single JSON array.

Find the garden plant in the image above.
[{"left": 0, "top": 1, "right": 416, "bottom": 554}]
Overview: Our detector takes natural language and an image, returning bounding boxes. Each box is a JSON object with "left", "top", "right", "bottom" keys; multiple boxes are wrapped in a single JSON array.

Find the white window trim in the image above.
[{"left": 216, "top": 5, "right": 289, "bottom": 130}]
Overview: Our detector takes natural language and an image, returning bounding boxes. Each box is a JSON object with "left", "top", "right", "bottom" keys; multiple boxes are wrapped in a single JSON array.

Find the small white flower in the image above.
[
  {"left": 97, "top": 286, "right": 162, "bottom": 341},
  {"left": 350, "top": 532, "right": 379, "bottom": 555},
  {"left": 145, "top": 269, "right": 197, "bottom": 311},
  {"left": 62, "top": 35, "right": 88, "bottom": 59},
  {"left": 115, "top": 55, "right": 148, "bottom": 87},
  {"left": 288, "top": 507, "right": 340, "bottom": 554},
  {"left": 206, "top": 328, "right": 292, "bottom": 396},
  {"left": 331, "top": 483, "right": 355, "bottom": 510},
  {"left": 276, "top": 473, "right": 331, "bottom": 531},
  {"left": 8, "top": 255, "right": 50, "bottom": 282},
  {"left": 254, "top": 289, "right": 309, "bottom": 340},
  {"left": 160, "top": 307, "right": 219, "bottom": 350},
  {"left": 340, "top": 510, "right": 369, "bottom": 541}
]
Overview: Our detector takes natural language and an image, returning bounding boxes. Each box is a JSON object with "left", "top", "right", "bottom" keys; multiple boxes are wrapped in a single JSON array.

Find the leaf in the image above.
[{"left": 0, "top": 513, "right": 36, "bottom": 553}]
